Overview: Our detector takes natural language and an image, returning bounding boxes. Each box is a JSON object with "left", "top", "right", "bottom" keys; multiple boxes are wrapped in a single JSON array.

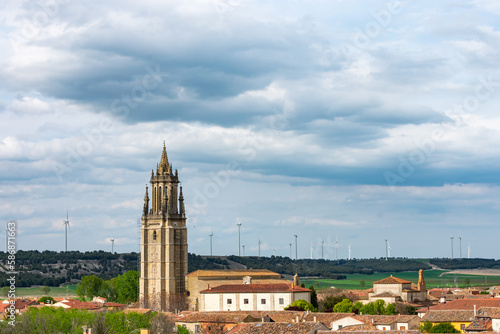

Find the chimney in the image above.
[
  {"left": 296, "top": 315, "right": 299, "bottom": 323},
  {"left": 314, "top": 316, "right": 317, "bottom": 322},
  {"left": 474, "top": 305, "right": 477, "bottom": 317},
  {"left": 294, "top": 273, "right": 300, "bottom": 286}
]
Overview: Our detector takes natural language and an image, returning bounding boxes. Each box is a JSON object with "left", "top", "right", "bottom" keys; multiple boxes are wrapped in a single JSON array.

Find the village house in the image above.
[
  {"left": 199, "top": 282, "right": 311, "bottom": 312},
  {"left": 420, "top": 310, "right": 475, "bottom": 333},
  {"left": 330, "top": 314, "right": 420, "bottom": 331},
  {"left": 465, "top": 307, "right": 500, "bottom": 332},
  {"left": 226, "top": 321, "right": 328, "bottom": 334},
  {"left": 185, "top": 269, "right": 290, "bottom": 310},
  {"left": 369, "top": 270, "right": 427, "bottom": 304}
]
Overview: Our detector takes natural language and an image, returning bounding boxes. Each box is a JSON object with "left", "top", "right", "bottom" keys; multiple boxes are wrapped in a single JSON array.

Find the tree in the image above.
[
  {"left": 319, "top": 294, "right": 346, "bottom": 312},
  {"left": 177, "top": 325, "right": 193, "bottom": 334},
  {"left": 430, "top": 323, "right": 460, "bottom": 333},
  {"left": 374, "top": 299, "right": 386, "bottom": 315},
  {"left": 285, "top": 299, "right": 317, "bottom": 312},
  {"left": 332, "top": 299, "right": 353, "bottom": 313},
  {"left": 420, "top": 321, "right": 434, "bottom": 333},
  {"left": 76, "top": 275, "right": 104, "bottom": 300},
  {"left": 309, "top": 285, "right": 318, "bottom": 309},
  {"left": 115, "top": 271, "right": 139, "bottom": 303},
  {"left": 384, "top": 303, "right": 396, "bottom": 315},
  {"left": 40, "top": 286, "right": 51, "bottom": 295},
  {"left": 420, "top": 321, "right": 459, "bottom": 333},
  {"left": 360, "top": 280, "right": 366, "bottom": 289},
  {"left": 1, "top": 286, "right": 9, "bottom": 297}
]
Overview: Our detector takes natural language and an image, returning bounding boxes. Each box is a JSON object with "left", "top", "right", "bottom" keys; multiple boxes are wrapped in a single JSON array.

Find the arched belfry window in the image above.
[{"left": 153, "top": 230, "right": 157, "bottom": 240}]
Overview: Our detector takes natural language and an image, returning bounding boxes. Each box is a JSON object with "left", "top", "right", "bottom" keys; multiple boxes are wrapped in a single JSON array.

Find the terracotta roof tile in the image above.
[
  {"left": 226, "top": 322, "right": 328, "bottom": 334},
  {"left": 477, "top": 307, "right": 500, "bottom": 319},
  {"left": 417, "top": 298, "right": 500, "bottom": 313},
  {"left": 187, "top": 269, "right": 281, "bottom": 278},
  {"left": 465, "top": 317, "right": 492, "bottom": 331},
  {"left": 200, "top": 283, "right": 310, "bottom": 293},
  {"left": 303, "top": 312, "right": 354, "bottom": 328},
  {"left": 176, "top": 311, "right": 256, "bottom": 324},
  {"left": 373, "top": 275, "right": 412, "bottom": 285},
  {"left": 337, "top": 323, "right": 378, "bottom": 331},
  {"left": 421, "top": 310, "right": 475, "bottom": 322}
]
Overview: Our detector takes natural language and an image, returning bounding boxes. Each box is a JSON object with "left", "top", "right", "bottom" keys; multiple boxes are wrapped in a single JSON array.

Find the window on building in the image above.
[
  {"left": 261, "top": 299, "right": 266, "bottom": 305},
  {"left": 279, "top": 298, "right": 284, "bottom": 305},
  {"left": 461, "top": 324, "right": 465, "bottom": 331},
  {"left": 227, "top": 299, "right": 232, "bottom": 305},
  {"left": 338, "top": 325, "right": 343, "bottom": 329},
  {"left": 153, "top": 230, "right": 157, "bottom": 240},
  {"left": 244, "top": 299, "right": 249, "bottom": 304}
]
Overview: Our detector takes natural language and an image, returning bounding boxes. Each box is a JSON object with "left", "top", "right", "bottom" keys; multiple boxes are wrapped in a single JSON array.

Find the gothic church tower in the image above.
[{"left": 139, "top": 143, "right": 188, "bottom": 311}]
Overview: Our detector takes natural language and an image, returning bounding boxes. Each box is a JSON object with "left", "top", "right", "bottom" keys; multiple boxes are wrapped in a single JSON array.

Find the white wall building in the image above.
[{"left": 199, "top": 283, "right": 311, "bottom": 312}]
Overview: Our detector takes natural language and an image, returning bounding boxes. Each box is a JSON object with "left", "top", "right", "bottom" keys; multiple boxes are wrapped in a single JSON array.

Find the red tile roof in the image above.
[
  {"left": 421, "top": 310, "right": 475, "bottom": 322},
  {"left": 417, "top": 298, "right": 500, "bottom": 313},
  {"left": 200, "top": 283, "right": 310, "bottom": 293},
  {"left": 373, "top": 275, "right": 412, "bottom": 285},
  {"left": 187, "top": 269, "right": 281, "bottom": 278},
  {"left": 226, "top": 322, "right": 328, "bottom": 334}
]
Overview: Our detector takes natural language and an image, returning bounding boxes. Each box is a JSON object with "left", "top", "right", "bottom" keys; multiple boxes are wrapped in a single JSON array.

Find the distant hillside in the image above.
[
  {"left": 0, "top": 251, "right": 229, "bottom": 287},
  {"left": 1, "top": 250, "right": 498, "bottom": 287}
]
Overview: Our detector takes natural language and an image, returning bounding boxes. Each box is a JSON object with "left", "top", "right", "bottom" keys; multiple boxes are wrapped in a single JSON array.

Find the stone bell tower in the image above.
[{"left": 139, "top": 142, "right": 188, "bottom": 311}]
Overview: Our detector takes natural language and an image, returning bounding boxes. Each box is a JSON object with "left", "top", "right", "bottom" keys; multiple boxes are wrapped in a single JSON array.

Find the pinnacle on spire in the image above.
[
  {"left": 143, "top": 185, "right": 149, "bottom": 215},
  {"left": 179, "top": 186, "right": 185, "bottom": 217}
]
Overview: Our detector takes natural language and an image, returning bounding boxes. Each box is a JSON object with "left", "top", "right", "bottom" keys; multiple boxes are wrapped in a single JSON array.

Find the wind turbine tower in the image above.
[
  {"left": 467, "top": 243, "right": 471, "bottom": 259},
  {"left": 348, "top": 244, "right": 351, "bottom": 260},
  {"left": 385, "top": 239, "right": 388, "bottom": 261},
  {"left": 237, "top": 219, "right": 242, "bottom": 256},
  {"left": 289, "top": 243, "right": 292, "bottom": 258},
  {"left": 111, "top": 238, "right": 115, "bottom": 253},
  {"left": 459, "top": 236, "right": 462, "bottom": 259},
  {"left": 294, "top": 234, "right": 298, "bottom": 260},
  {"left": 321, "top": 240, "right": 324, "bottom": 259},
  {"left": 388, "top": 241, "right": 391, "bottom": 258},
  {"left": 335, "top": 236, "right": 339, "bottom": 262},
  {"left": 258, "top": 238, "right": 262, "bottom": 257},
  {"left": 63, "top": 210, "right": 71, "bottom": 252},
  {"left": 450, "top": 236, "right": 454, "bottom": 259},
  {"left": 209, "top": 232, "right": 213, "bottom": 256}
]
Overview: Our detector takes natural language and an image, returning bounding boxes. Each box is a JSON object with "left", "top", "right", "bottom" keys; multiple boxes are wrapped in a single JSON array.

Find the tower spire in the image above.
[{"left": 159, "top": 141, "right": 169, "bottom": 174}]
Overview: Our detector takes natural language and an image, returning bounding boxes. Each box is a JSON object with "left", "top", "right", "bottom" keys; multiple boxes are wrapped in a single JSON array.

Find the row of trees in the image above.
[
  {"left": 0, "top": 307, "right": 173, "bottom": 334},
  {"left": 76, "top": 271, "right": 139, "bottom": 304}
]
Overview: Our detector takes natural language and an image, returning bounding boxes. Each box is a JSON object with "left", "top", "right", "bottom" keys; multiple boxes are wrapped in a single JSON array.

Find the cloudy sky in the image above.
[{"left": 1, "top": 0, "right": 500, "bottom": 260}]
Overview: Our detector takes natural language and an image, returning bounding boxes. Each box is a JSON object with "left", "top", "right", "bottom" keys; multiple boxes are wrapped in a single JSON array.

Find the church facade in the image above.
[{"left": 139, "top": 143, "right": 188, "bottom": 311}]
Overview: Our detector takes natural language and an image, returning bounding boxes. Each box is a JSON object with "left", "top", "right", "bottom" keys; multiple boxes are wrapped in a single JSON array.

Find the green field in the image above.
[
  {"left": 302, "top": 270, "right": 500, "bottom": 290},
  {"left": 6, "top": 285, "right": 78, "bottom": 298}
]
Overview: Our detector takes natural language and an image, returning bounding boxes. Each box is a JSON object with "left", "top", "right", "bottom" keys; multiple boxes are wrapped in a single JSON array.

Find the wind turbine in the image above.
[
  {"left": 209, "top": 231, "right": 213, "bottom": 256},
  {"left": 242, "top": 244, "right": 245, "bottom": 256},
  {"left": 459, "top": 236, "right": 462, "bottom": 259},
  {"left": 111, "top": 238, "right": 115, "bottom": 253},
  {"left": 294, "top": 234, "right": 298, "bottom": 260},
  {"left": 451, "top": 236, "right": 455, "bottom": 259},
  {"left": 273, "top": 248, "right": 276, "bottom": 256},
  {"left": 289, "top": 243, "right": 292, "bottom": 258},
  {"left": 63, "top": 210, "right": 71, "bottom": 252},
  {"left": 321, "top": 240, "right": 324, "bottom": 260},
  {"left": 334, "top": 236, "right": 339, "bottom": 262},
  {"left": 258, "top": 238, "right": 262, "bottom": 257},
  {"left": 387, "top": 241, "right": 392, "bottom": 258},
  {"left": 236, "top": 218, "right": 242, "bottom": 256},
  {"left": 467, "top": 243, "right": 471, "bottom": 259},
  {"left": 348, "top": 244, "right": 351, "bottom": 260},
  {"left": 385, "top": 239, "right": 388, "bottom": 261}
]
